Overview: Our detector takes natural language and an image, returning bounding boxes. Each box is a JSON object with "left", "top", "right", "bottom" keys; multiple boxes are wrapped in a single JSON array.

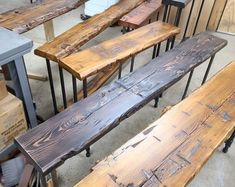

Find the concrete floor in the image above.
[{"left": 1, "top": 1, "right": 235, "bottom": 187}]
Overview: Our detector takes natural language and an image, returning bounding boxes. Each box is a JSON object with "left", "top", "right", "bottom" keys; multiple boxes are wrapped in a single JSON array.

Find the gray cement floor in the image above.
[{"left": 1, "top": 1, "right": 235, "bottom": 187}]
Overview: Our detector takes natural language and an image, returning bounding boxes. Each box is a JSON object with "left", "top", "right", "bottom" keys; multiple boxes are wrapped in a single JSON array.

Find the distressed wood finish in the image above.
[
  {"left": 119, "top": 0, "right": 162, "bottom": 29},
  {"left": 59, "top": 21, "right": 180, "bottom": 80},
  {"left": 0, "top": 0, "right": 87, "bottom": 34},
  {"left": 162, "top": 0, "right": 192, "bottom": 8},
  {"left": 75, "top": 62, "right": 235, "bottom": 187},
  {"left": 34, "top": 0, "right": 146, "bottom": 62},
  {"left": 15, "top": 33, "right": 226, "bottom": 175}
]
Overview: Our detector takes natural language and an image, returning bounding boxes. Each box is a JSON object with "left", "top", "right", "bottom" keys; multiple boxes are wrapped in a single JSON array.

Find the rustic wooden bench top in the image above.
[
  {"left": 15, "top": 33, "right": 226, "bottom": 175},
  {"left": 119, "top": 0, "right": 162, "bottom": 29},
  {"left": 162, "top": 0, "right": 192, "bottom": 8},
  {"left": 34, "top": 0, "right": 146, "bottom": 62},
  {"left": 0, "top": 0, "right": 87, "bottom": 34},
  {"left": 75, "top": 61, "right": 235, "bottom": 187},
  {"left": 59, "top": 21, "right": 180, "bottom": 80}
]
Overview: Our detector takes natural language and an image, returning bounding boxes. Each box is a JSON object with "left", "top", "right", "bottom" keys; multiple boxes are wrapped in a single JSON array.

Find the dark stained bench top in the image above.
[
  {"left": 119, "top": 0, "right": 162, "bottom": 29},
  {"left": 75, "top": 61, "right": 235, "bottom": 187},
  {"left": 34, "top": 0, "right": 146, "bottom": 62},
  {"left": 0, "top": 0, "right": 87, "bottom": 34},
  {"left": 15, "top": 33, "right": 227, "bottom": 175},
  {"left": 162, "top": 0, "right": 192, "bottom": 8},
  {"left": 59, "top": 21, "right": 180, "bottom": 80}
]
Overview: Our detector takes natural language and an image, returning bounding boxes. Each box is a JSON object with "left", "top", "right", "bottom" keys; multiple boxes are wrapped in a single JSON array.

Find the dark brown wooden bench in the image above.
[
  {"left": 119, "top": 0, "right": 162, "bottom": 30},
  {"left": 74, "top": 61, "right": 235, "bottom": 187},
  {"left": 15, "top": 33, "right": 226, "bottom": 186}
]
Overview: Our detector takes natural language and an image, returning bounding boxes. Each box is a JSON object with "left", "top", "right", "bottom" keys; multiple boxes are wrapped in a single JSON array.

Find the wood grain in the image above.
[
  {"left": 75, "top": 61, "right": 235, "bottom": 187},
  {"left": 59, "top": 21, "right": 180, "bottom": 80},
  {"left": 34, "top": 0, "right": 146, "bottom": 62},
  {"left": 15, "top": 33, "right": 227, "bottom": 175},
  {"left": 119, "top": 0, "right": 162, "bottom": 29},
  {"left": 0, "top": 0, "right": 87, "bottom": 34}
]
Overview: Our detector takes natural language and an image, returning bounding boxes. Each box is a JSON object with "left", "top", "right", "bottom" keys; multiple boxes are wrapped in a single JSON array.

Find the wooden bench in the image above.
[
  {"left": 59, "top": 21, "right": 180, "bottom": 80},
  {"left": 119, "top": 0, "right": 162, "bottom": 30},
  {"left": 14, "top": 33, "right": 226, "bottom": 186},
  {"left": 75, "top": 61, "right": 235, "bottom": 187}
]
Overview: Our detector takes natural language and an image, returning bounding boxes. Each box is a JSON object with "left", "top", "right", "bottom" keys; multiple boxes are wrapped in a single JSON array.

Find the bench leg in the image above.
[
  {"left": 201, "top": 55, "right": 215, "bottom": 85},
  {"left": 40, "top": 175, "right": 48, "bottom": 187},
  {"left": 182, "top": 69, "right": 194, "bottom": 100},
  {"left": 72, "top": 76, "right": 78, "bottom": 102},
  {"left": 51, "top": 170, "right": 58, "bottom": 187},
  {"left": 46, "top": 59, "right": 58, "bottom": 114},
  {"left": 130, "top": 56, "right": 135, "bottom": 72},
  {"left": 118, "top": 63, "right": 123, "bottom": 79},
  {"left": 59, "top": 66, "right": 67, "bottom": 109},
  {"left": 223, "top": 131, "right": 235, "bottom": 153},
  {"left": 154, "top": 97, "right": 159, "bottom": 108}
]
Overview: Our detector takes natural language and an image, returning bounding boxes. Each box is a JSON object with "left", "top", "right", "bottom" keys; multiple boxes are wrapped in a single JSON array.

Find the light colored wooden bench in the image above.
[
  {"left": 15, "top": 33, "right": 226, "bottom": 186},
  {"left": 75, "top": 61, "right": 235, "bottom": 187},
  {"left": 119, "top": 0, "right": 162, "bottom": 30}
]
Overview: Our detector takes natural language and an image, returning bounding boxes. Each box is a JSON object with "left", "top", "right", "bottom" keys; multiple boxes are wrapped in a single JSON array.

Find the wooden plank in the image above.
[
  {"left": 0, "top": 0, "right": 87, "bottom": 34},
  {"left": 118, "top": 0, "right": 162, "bottom": 29},
  {"left": 59, "top": 21, "right": 180, "bottom": 80},
  {"left": 0, "top": 80, "right": 8, "bottom": 100},
  {"left": 15, "top": 33, "right": 226, "bottom": 175},
  {"left": 75, "top": 62, "right": 235, "bottom": 187},
  {"left": 34, "top": 0, "right": 146, "bottom": 62},
  {"left": 207, "top": 0, "right": 228, "bottom": 31},
  {"left": 43, "top": 20, "right": 55, "bottom": 42}
]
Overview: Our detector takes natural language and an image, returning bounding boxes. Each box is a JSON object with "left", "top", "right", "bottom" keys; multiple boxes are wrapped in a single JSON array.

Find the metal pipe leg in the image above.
[
  {"left": 46, "top": 59, "right": 58, "bottom": 114},
  {"left": 118, "top": 63, "right": 122, "bottom": 79},
  {"left": 83, "top": 78, "right": 90, "bottom": 157},
  {"left": 223, "top": 131, "right": 235, "bottom": 153},
  {"left": 130, "top": 56, "right": 135, "bottom": 72},
  {"left": 201, "top": 55, "right": 215, "bottom": 85},
  {"left": 156, "top": 43, "right": 161, "bottom": 57},
  {"left": 182, "top": 70, "right": 194, "bottom": 100},
  {"left": 72, "top": 76, "right": 77, "bottom": 102},
  {"left": 152, "top": 45, "right": 157, "bottom": 59},
  {"left": 59, "top": 66, "right": 67, "bottom": 109},
  {"left": 154, "top": 97, "right": 159, "bottom": 108},
  {"left": 163, "top": 5, "right": 169, "bottom": 22}
]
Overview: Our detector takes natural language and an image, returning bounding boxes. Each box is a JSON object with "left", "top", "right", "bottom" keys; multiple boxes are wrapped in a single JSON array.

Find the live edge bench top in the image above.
[
  {"left": 34, "top": 0, "right": 146, "bottom": 62},
  {"left": 75, "top": 62, "right": 235, "bottom": 187},
  {"left": 0, "top": 0, "right": 87, "bottom": 34},
  {"left": 15, "top": 33, "right": 227, "bottom": 175},
  {"left": 119, "top": 0, "right": 162, "bottom": 29},
  {"left": 59, "top": 21, "right": 180, "bottom": 80}
]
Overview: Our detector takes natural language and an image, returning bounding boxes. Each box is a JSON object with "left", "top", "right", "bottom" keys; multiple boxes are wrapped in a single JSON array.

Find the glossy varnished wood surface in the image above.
[
  {"left": 34, "top": 0, "right": 146, "bottom": 62},
  {"left": 15, "top": 33, "right": 227, "bottom": 175},
  {"left": 0, "top": 0, "right": 87, "bottom": 34},
  {"left": 119, "top": 0, "right": 162, "bottom": 29},
  {"left": 59, "top": 21, "right": 180, "bottom": 80},
  {"left": 75, "top": 61, "right": 235, "bottom": 187}
]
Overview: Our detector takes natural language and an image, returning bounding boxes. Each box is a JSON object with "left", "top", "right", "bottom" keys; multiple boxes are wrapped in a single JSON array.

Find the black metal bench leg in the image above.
[
  {"left": 154, "top": 97, "right": 159, "bottom": 108},
  {"left": 72, "top": 75, "right": 78, "bottom": 102},
  {"left": 83, "top": 78, "right": 91, "bottom": 157},
  {"left": 223, "top": 131, "right": 235, "bottom": 153},
  {"left": 46, "top": 59, "right": 58, "bottom": 114},
  {"left": 59, "top": 66, "right": 67, "bottom": 109},
  {"left": 118, "top": 63, "right": 123, "bottom": 79},
  {"left": 182, "top": 69, "right": 194, "bottom": 100},
  {"left": 201, "top": 55, "right": 215, "bottom": 85},
  {"left": 130, "top": 56, "right": 135, "bottom": 72}
]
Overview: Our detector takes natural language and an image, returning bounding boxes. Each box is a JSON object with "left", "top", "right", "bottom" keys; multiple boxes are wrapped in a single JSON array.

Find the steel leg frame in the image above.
[
  {"left": 59, "top": 66, "right": 67, "bottom": 109},
  {"left": 46, "top": 59, "right": 58, "bottom": 114},
  {"left": 201, "top": 55, "right": 215, "bottom": 85},
  {"left": 182, "top": 69, "right": 194, "bottom": 100},
  {"left": 72, "top": 76, "right": 78, "bottom": 102},
  {"left": 130, "top": 56, "right": 135, "bottom": 72},
  {"left": 40, "top": 170, "right": 57, "bottom": 187},
  {"left": 223, "top": 131, "right": 235, "bottom": 153}
]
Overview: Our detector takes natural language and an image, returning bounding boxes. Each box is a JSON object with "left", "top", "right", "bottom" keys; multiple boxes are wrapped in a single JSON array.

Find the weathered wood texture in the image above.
[
  {"left": 59, "top": 21, "right": 180, "bottom": 80},
  {"left": 0, "top": 0, "right": 87, "bottom": 34},
  {"left": 15, "top": 33, "right": 226, "bottom": 175},
  {"left": 34, "top": 0, "right": 146, "bottom": 62},
  {"left": 119, "top": 0, "right": 162, "bottom": 29},
  {"left": 162, "top": 0, "right": 192, "bottom": 8},
  {"left": 75, "top": 61, "right": 235, "bottom": 187}
]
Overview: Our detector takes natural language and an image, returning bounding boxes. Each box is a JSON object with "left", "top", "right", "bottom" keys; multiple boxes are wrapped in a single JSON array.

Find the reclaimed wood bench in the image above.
[
  {"left": 119, "top": 0, "right": 162, "bottom": 30},
  {"left": 75, "top": 61, "right": 235, "bottom": 187},
  {"left": 59, "top": 21, "right": 180, "bottom": 80},
  {"left": 0, "top": 0, "right": 87, "bottom": 40},
  {"left": 15, "top": 33, "right": 226, "bottom": 186}
]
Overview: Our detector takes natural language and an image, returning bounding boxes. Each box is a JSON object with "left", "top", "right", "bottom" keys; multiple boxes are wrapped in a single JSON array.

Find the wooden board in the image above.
[
  {"left": 75, "top": 61, "right": 235, "bottom": 187},
  {"left": 119, "top": 0, "right": 162, "bottom": 29},
  {"left": 15, "top": 33, "right": 226, "bottom": 175},
  {"left": 0, "top": 0, "right": 87, "bottom": 34},
  {"left": 59, "top": 21, "right": 180, "bottom": 80},
  {"left": 0, "top": 80, "right": 8, "bottom": 100},
  {"left": 34, "top": 0, "right": 146, "bottom": 62}
]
